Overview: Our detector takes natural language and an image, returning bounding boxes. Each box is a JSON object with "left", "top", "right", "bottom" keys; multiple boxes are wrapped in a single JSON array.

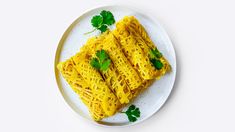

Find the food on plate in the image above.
[
  {"left": 57, "top": 59, "right": 106, "bottom": 121},
  {"left": 81, "top": 36, "right": 134, "bottom": 104},
  {"left": 72, "top": 52, "right": 121, "bottom": 116},
  {"left": 113, "top": 16, "right": 171, "bottom": 80},
  {"left": 57, "top": 11, "right": 171, "bottom": 122}
]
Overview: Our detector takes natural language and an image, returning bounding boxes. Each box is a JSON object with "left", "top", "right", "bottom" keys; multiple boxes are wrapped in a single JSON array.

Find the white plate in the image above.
[{"left": 54, "top": 5, "right": 176, "bottom": 126}]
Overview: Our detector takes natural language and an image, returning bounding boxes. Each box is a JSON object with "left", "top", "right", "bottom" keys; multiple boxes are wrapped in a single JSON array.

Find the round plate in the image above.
[{"left": 54, "top": 5, "right": 176, "bottom": 126}]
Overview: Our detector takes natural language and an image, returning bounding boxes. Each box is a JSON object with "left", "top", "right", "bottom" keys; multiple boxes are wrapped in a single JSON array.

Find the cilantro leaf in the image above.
[
  {"left": 96, "top": 49, "right": 109, "bottom": 63},
  {"left": 100, "top": 59, "right": 111, "bottom": 71},
  {"left": 98, "top": 24, "right": 108, "bottom": 33},
  {"left": 149, "top": 48, "right": 162, "bottom": 59},
  {"left": 149, "top": 49, "right": 156, "bottom": 59},
  {"left": 122, "top": 105, "right": 141, "bottom": 122},
  {"left": 90, "top": 58, "right": 100, "bottom": 70},
  {"left": 127, "top": 114, "right": 137, "bottom": 122},
  {"left": 85, "top": 10, "right": 115, "bottom": 35},
  {"left": 149, "top": 48, "right": 164, "bottom": 70},
  {"left": 128, "top": 105, "right": 135, "bottom": 110},
  {"left": 100, "top": 10, "right": 115, "bottom": 25},
  {"left": 90, "top": 49, "right": 111, "bottom": 71},
  {"left": 150, "top": 59, "right": 163, "bottom": 70},
  {"left": 91, "top": 15, "right": 103, "bottom": 28}
]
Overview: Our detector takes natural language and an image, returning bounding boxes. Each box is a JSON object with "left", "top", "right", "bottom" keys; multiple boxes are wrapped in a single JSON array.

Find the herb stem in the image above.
[{"left": 84, "top": 28, "right": 96, "bottom": 35}]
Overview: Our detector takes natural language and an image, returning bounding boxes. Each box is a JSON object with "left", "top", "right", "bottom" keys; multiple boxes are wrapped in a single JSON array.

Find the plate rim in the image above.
[{"left": 54, "top": 4, "right": 177, "bottom": 127}]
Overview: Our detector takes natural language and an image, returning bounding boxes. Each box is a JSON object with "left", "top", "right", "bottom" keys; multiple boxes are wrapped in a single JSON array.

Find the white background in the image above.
[{"left": 0, "top": 0, "right": 235, "bottom": 131}]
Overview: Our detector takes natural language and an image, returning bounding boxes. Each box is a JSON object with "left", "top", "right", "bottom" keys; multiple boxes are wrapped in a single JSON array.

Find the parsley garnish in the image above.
[
  {"left": 90, "top": 49, "right": 111, "bottom": 71},
  {"left": 100, "top": 10, "right": 115, "bottom": 26},
  {"left": 91, "top": 15, "right": 103, "bottom": 28},
  {"left": 149, "top": 48, "right": 163, "bottom": 70},
  {"left": 121, "top": 105, "right": 140, "bottom": 122},
  {"left": 98, "top": 25, "right": 108, "bottom": 33},
  {"left": 90, "top": 58, "right": 100, "bottom": 69},
  {"left": 84, "top": 10, "right": 115, "bottom": 35},
  {"left": 150, "top": 58, "right": 163, "bottom": 70},
  {"left": 149, "top": 48, "right": 162, "bottom": 59}
]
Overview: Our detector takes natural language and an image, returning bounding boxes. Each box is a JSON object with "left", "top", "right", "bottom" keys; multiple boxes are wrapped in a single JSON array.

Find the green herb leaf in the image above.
[
  {"left": 100, "top": 10, "right": 115, "bottom": 25},
  {"left": 91, "top": 15, "right": 103, "bottom": 28},
  {"left": 100, "top": 59, "right": 111, "bottom": 71},
  {"left": 149, "top": 49, "right": 156, "bottom": 59},
  {"left": 149, "top": 48, "right": 162, "bottom": 59},
  {"left": 90, "top": 58, "right": 100, "bottom": 70},
  {"left": 122, "top": 105, "right": 141, "bottom": 122},
  {"left": 127, "top": 114, "right": 137, "bottom": 122},
  {"left": 85, "top": 10, "right": 115, "bottom": 35},
  {"left": 98, "top": 24, "right": 108, "bottom": 33},
  {"left": 150, "top": 59, "right": 163, "bottom": 70},
  {"left": 128, "top": 105, "right": 136, "bottom": 111},
  {"left": 149, "top": 48, "right": 164, "bottom": 70},
  {"left": 96, "top": 49, "right": 109, "bottom": 63},
  {"left": 90, "top": 49, "right": 111, "bottom": 71}
]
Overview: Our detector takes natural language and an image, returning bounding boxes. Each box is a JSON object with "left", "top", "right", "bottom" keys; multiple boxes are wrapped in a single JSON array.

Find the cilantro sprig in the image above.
[
  {"left": 84, "top": 10, "right": 115, "bottom": 35},
  {"left": 149, "top": 48, "right": 162, "bottom": 59},
  {"left": 149, "top": 48, "right": 164, "bottom": 70},
  {"left": 90, "top": 49, "right": 111, "bottom": 71},
  {"left": 150, "top": 59, "right": 163, "bottom": 70},
  {"left": 121, "top": 105, "right": 140, "bottom": 122}
]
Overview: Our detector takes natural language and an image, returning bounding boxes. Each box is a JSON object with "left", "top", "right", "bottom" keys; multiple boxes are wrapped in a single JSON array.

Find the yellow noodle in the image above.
[
  {"left": 81, "top": 35, "right": 133, "bottom": 104},
  {"left": 94, "top": 32, "right": 142, "bottom": 90},
  {"left": 57, "top": 59, "right": 106, "bottom": 121},
  {"left": 72, "top": 52, "right": 120, "bottom": 116},
  {"left": 131, "top": 80, "right": 155, "bottom": 98},
  {"left": 122, "top": 16, "right": 171, "bottom": 76},
  {"left": 113, "top": 22, "right": 157, "bottom": 80}
]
